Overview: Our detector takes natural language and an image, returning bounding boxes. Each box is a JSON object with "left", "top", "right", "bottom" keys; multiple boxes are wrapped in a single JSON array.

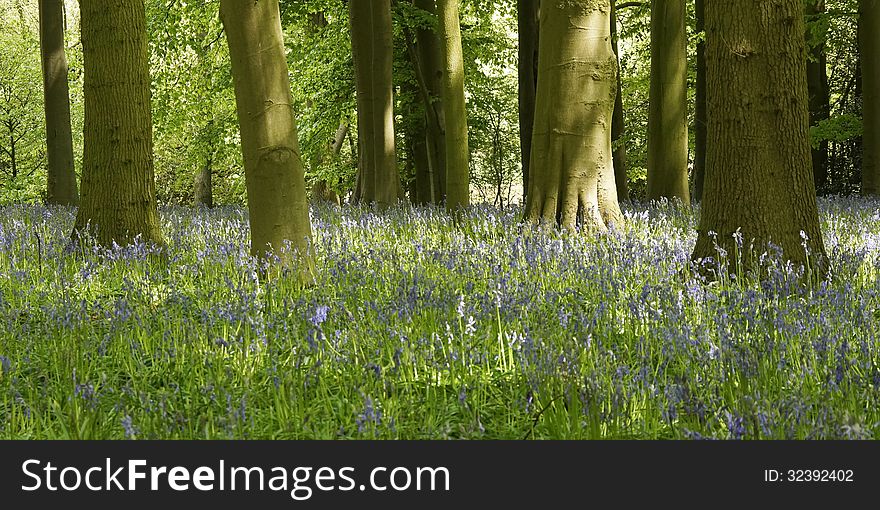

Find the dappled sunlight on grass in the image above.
[{"left": 0, "top": 197, "right": 879, "bottom": 439}]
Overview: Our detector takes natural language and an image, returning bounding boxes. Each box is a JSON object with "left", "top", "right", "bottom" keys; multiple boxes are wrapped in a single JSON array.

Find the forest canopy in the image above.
[{"left": 0, "top": 1, "right": 871, "bottom": 207}]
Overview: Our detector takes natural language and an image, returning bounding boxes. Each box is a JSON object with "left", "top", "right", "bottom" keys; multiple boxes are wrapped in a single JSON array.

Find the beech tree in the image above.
[
  {"left": 438, "top": 0, "right": 470, "bottom": 211},
  {"left": 310, "top": 122, "right": 348, "bottom": 206},
  {"left": 525, "top": 0, "right": 623, "bottom": 231},
  {"left": 193, "top": 142, "right": 214, "bottom": 208},
  {"left": 692, "top": 0, "right": 828, "bottom": 275},
  {"left": 806, "top": 0, "right": 830, "bottom": 191},
  {"left": 412, "top": 0, "right": 447, "bottom": 204},
  {"left": 518, "top": 0, "right": 539, "bottom": 201},
  {"left": 39, "top": 0, "right": 78, "bottom": 206},
  {"left": 610, "top": 0, "right": 628, "bottom": 202},
  {"left": 349, "top": 0, "right": 400, "bottom": 207},
  {"left": 862, "top": 0, "right": 880, "bottom": 195},
  {"left": 693, "top": 0, "right": 706, "bottom": 202},
  {"left": 646, "top": 0, "right": 689, "bottom": 204},
  {"left": 73, "top": 0, "right": 163, "bottom": 247},
  {"left": 220, "top": 0, "right": 315, "bottom": 280}
]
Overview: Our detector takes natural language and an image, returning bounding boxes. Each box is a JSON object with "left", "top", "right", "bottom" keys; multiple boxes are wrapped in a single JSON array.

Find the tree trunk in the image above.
[
  {"left": 349, "top": 0, "right": 400, "bottom": 207},
  {"left": 411, "top": 128, "right": 432, "bottom": 205},
  {"left": 518, "top": 0, "right": 539, "bottom": 203},
  {"left": 862, "top": 0, "right": 880, "bottom": 195},
  {"left": 220, "top": 0, "right": 314, "bottom": 280},
  {"left": 693, "top": 0, "right": 707, "bottom": 202},
  {"left": 73, "top": 0, "right": 163, "bottom": 248},
  {"left": 10, "top": 135, "right": 17, "bottom": 179},
  {"left": 438, "top": 0, "right": 470, "bottom": 212},
  {"left": 610, "top": 0, "right": 628, "bottom": 202},
  {"left": 692, "top": 0, "right": 828, "bottom": 277},
  {"left": 194, "top": 154, "right": 213, "bottom": 208},
  {"left": 647, "top": 0, "right": 690, "bottom": 205},
  {"left": 39, "top": 0, "right": 78, "bottom": 206},
  {"left": 806, "top": 0, "right": 829, "bottom": 193},
  {"left": 408, "top": 100, "right": 433, "bottom": 205},
  {"left": 310, "top": 122, "right": 347, "bottom": 206},
  {"left": 414, "top": 0, "right": 447, "bottom": 204},
  {"left": 525, "top": 0, "right": 623, "bottom": 231}
]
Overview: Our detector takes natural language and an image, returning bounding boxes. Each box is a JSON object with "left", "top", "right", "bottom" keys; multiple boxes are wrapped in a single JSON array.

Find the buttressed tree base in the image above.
[
  {"left": 525, "top": 0, "right": 623, "bottom": 232},
  {"left": 692, "top": 0, "right": 828, "bottom": 277}
]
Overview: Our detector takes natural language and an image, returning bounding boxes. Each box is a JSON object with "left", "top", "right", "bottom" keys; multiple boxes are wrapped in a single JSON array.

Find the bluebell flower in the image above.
[
  {"left": 725, "top": 411, "right": 746, "bottom": 440},
  {"left": 310, "top": 305, "right": 330, "bottom": 327},
  {"left": 122, "top": 416, "right": 138, "bottom": 439}
]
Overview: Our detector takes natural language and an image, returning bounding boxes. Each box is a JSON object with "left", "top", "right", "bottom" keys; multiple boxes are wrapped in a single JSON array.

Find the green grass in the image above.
[{"left": 0, "top": 198, "right": 878, "bottom": 439}]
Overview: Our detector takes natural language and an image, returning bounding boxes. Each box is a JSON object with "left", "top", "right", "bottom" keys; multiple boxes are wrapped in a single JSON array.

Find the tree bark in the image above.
[
  {"left": 403, "top": 73, "right": 433, "bottom": 205},
  {"left": 39, "top": 0, "right": 78, "bottom": 206},
  {"left": 438, "top": 0, "right": 470, "bottom": 212},
  {"left": 411, "top": 123, "right": 432, "bottom": 205},
  {"left": 73, "top": 0, "right": 163, "bottom": 248},
  {"left": 220, "top": 0, "right": 315, "bottom": 280},
  {"left": 518, "top": 0, "right": 539, "bottom": 203},
  {"left": 525, "top": 0, "right": 623, "bottom": 231},
  {"left": 693, "top": 0, "right": 707, "bottom": 202},
  {"left": 692, "top": 0, "right": 828, "bottom": 277},
  {"left": 647, "top": 0, "right": 690, "bottom": 205},
  {"left": 310, "top": 122, "right": 347, "bottom": 206},
  {"left": 610, "top": 0, "right": 628, "bottom": 202},
  {"left": 806, "top": 0, "right": 829, "bottom": 193},
  {"left": 349, "top": 0, "right": 400, "bottom": 207},
  {"left": 414, "top": 0, "right": 447, "bottom": 204},
  {"left": 193, "top": 153, "right": 213, "bottom": 208},
  {"left": 862, "top": 0, "right": 880, "bottom": 195}
]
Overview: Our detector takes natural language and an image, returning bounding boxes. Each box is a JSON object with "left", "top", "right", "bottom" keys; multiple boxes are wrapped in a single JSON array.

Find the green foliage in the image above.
[
  {"left": 459, "top": 0, "right": 520, "bottom": 206},
  {"left": 283, "top": 2, "right": 358, "bottom": 196},
  {"left": 0, "top": 0, "right": 869, "bottom": 204},
  {"left": 808, "top": 0, "right": 861, "bottom": 193},
  {"left": 616, "top": 3, "right": 651, "bottom": 197},
  {"left": 812, "top": 114, "right": 862, "bottom": 147},
  {"left": 0, "top": 1, "right": 81, "bottom": 204},
  {"left": 147, "top": 0, "right": 243, "bottom": 205}
]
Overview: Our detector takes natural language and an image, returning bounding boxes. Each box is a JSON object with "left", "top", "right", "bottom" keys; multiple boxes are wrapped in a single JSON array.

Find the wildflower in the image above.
[
  {"left": 365, "top": 363, "right": 382, "bottom": 378},
  {"left": 708, "top": 342, "right": 720, "bottom": 360},
  {"left": 0, "top": 355, "right": 10, "bottom": 374},
  {"left": 464, "top": 315, "right": 476, "bottom": 336},
  {"left": 732, "top": 228, "right": 743, "bottom": 248},
  {"left": 75, "top": 382, "right": 96, "bottom": 403},
  {"left": 122, "top": 416, "right": 139, "bottom": 439},
  {"left": 725, "top": 411, "right": 746, "bottom": 440},
  {"left": 355, "top": 395, "right": 382, "bottom": 433},
  {"left": 310, "top": 305, "right": 330, "bottom": 327}
]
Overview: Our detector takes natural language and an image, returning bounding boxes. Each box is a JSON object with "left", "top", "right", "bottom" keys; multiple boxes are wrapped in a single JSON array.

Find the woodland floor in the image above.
[{"left": 0, "top": 197, "right": 878, "bottom": 439}]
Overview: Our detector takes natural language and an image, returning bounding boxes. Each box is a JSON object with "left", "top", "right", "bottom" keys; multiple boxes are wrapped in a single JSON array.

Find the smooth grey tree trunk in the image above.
[{"left": 39, "top": 0, "right": 78, "bottom": 205}]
